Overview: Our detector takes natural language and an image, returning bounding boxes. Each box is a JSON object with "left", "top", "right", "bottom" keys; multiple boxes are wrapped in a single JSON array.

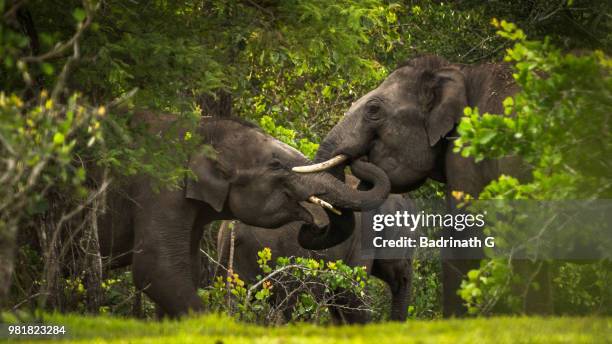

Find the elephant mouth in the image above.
[
  {"left": 298, "top": 200, "right": 331, "bottom": 229},
  {"left": 295, "top": 194, "right": 341, "bottom": 227}
]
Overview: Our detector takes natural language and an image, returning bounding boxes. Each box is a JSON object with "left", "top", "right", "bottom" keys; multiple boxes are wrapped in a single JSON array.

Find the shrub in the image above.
[
  {"left": 455, "top": 20, "right": 611, "bottom": 315},
  {"left": 200, "top": 248, "right": 377, "bottom": 325}
]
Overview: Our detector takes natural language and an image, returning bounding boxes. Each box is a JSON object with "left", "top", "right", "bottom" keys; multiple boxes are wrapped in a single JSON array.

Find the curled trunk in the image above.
[
  {"left": 298, "top": 210, "right": 354, "bottom": 250},
  {"left": 295, "top": 120, "right": 387, "bottom": 249},
  {"left": 297, "top": 160, "right": 389, "bottom": 249},
  {"left": 303, "top": 160, "right": 390, "bottom": 211}
]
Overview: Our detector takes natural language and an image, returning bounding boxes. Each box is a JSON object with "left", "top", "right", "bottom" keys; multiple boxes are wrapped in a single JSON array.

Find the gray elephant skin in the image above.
[
  {"left": 98, "top": 114, "right": 390, "bottom": 317},
  {"left": 294, "top": 55, "right": 533, "bottom": 316},
  {"left": 218, "top": 194, "right": 416, "bottom": 323}
]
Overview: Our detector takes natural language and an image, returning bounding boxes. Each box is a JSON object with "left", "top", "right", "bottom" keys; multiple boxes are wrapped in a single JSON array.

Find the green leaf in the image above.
[
  {"left": 467, "top": 270, "right": 480, "bottom": 281},
  {"left": 73, "top": 8, "right": 86, "bottom": 23},
  {"left": 479, "top": 130, "right": 496, "bottom": 145},
  {"left": 41, "top": 63, "right": 54, "bottom": 75},
  {"left": 53, "top": 132, "right": 65, "bottom": 145}
]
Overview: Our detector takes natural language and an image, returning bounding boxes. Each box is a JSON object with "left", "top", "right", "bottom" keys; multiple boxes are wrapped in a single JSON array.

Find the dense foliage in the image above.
[{"left": 455, "top": 20, "right": 611, "bottom": 315}]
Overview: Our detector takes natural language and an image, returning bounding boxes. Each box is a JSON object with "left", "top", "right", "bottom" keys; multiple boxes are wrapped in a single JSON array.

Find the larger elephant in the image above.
[
  {"left": 217, "top": 193, "right": 416, "bottom": 323},
  {"left": 98, "top": 114, "right": 390, "bottom": 317},
  {"left": 293, "top": 55, "right": 531, "bottom": 316}
]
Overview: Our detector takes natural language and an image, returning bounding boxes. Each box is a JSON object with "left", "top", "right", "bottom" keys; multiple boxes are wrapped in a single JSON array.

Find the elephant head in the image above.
[
  {"left": 293, "top": 55, "right": 470, "bottom": 193},
  {"left": 186, "top": 117, "right": 390, "bottom": 247}
]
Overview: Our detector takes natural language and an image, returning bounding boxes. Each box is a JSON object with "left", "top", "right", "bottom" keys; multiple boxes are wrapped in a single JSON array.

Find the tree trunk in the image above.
[
  {"left": 0, "top": 223, "right": 17, "bottom": 308},
  {"left": 85, "top": 198, "right": 104, "bottom": 313}
]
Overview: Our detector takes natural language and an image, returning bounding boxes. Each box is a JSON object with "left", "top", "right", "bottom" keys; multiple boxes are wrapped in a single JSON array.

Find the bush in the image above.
[
  {"left": 455, "top": 20, "right": 611, "bottom": 315},
  {"left": 200, "top": 248, "right": 377, "bottom": 325}
]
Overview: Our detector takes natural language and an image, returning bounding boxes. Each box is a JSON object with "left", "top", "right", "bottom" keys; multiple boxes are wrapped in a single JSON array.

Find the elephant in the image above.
[
  {"left": 292, "top": 55, "right": 535, "bottom": 316},
  {"left": 217, "top": 192, "right": 417, "bottom": 323},
  {"left": 97, "top": 113, "right": 391, "bottom": 317}
]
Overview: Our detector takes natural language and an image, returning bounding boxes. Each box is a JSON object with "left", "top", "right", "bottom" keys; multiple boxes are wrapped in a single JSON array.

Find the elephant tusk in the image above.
[
  {"left": 292, "top": 154, "right": 348, "bottom": 173},
  {"left": 308, "top": 196, "right": 342, "bottom": 215}
]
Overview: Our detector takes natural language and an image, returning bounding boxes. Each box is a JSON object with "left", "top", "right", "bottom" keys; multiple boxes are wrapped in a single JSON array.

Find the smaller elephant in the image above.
[
  {"left": 98, "top": 114, "right": 391, "bottom": 317},
  {"left": 218, "top": 193, "right": 417, "bottom": 323}
]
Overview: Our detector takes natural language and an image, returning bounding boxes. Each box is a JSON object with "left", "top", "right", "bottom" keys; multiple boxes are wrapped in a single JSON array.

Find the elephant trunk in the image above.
[
  {"left": 310, "top": 125, "right": 349, "bottom": 180},
  {"left": 302, "top": 160, "right": 390, "bottom": 211},
  {"left": 296, "top": 160, "right": 389, "bottom": 250},
  {"left": 298, "top": 210, "right": 354, "bottom": 250},
  {"left": 294, "top": 115, "right": 371, "bottom": 177},
  {"left": 296, "top": 118, "right": 383, "bottom": 250}
]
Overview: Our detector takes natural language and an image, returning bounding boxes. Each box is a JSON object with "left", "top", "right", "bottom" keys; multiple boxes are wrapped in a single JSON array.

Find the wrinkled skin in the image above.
[
  {"left": 98, "top": 116, "right": 390, "bottom": 318},
  {"left": 218, "top": 194, "right": 416, "bottom": 323},
  {"left": 310, "top": 55, "right": 535, "bottom": 316}
]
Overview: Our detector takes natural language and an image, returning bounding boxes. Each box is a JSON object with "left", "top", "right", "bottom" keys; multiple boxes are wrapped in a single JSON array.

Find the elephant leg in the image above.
[
  {"left": 190, "top": 224, "right": 205, "bottom": 288},
  {"left": 329, "top": 292, "right": 370, "bottom": 324},
  {"left": 440, "top": 203, "right": 483, "bottom": 317},
  {"left": 513, "top": 260, "right": 553, "bottom": 314},
  {"left": 441, "top": 258, "right": 480, "bottom": 317},
  {"left": 372, "top": 259, "right": 411, "bottom": 321},
  {"left": 155, "top": 304, "right": 167, "bottom": 319},
  {"left": 131, "top": 194, "right": 203, "bottom": 318},
  {"left": 391, "top": 262, "right": 411, "bottom": 321},
  {"left": 329, "top": 306, "right": 344, "bottom": 325}
]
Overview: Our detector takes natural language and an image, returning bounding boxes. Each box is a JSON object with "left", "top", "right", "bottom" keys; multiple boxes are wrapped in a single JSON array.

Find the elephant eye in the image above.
[
  {"left": 268, "top": 159, "right": 286, "bottom": 171},
  {"left": 365, "top": 101, "right": 382, "bottom": 120}
]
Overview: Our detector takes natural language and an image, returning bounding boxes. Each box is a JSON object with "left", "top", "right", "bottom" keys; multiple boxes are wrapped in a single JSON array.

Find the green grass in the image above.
[{"left": 2, "top": 313, "right": 610, "bottom": 343}]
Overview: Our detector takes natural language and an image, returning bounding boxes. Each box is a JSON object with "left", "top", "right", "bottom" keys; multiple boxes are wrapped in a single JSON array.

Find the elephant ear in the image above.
[
  {"left": 185, "top": 151, "right": 231, "bottom": 212},
  {"left": 418, "top": 67, "right": 468, "bottom": 147}
]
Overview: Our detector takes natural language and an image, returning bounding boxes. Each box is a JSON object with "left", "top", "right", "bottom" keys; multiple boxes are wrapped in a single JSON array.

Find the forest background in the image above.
[{"left": 1, "top": 0, "right": 610, "bottom": 326}]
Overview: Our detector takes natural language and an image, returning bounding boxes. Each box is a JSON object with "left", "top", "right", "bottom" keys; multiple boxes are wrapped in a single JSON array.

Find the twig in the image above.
[
  {"left": 11, "top": 292, "right": 50, "bottom": 311},
  {"left": 106, "top": 88, "right": 139, "bottom": 109},
  {"left": 2, "top": 0, "right": 26, "bottom": 21},
  {"left": 200, "top": 248, "right": 227, "bottom": 273},
  {"left": 54, "top": 179, "right": 111, "bottom": 236},
  {"left": 20, "top": 1, "right": 95, "bottom": 63},
  {"left": 245, "top": 264, "right": 308, "bottom": 305},
  {"left": 245, "top": 0, "right": 275, "bottom": 19}
]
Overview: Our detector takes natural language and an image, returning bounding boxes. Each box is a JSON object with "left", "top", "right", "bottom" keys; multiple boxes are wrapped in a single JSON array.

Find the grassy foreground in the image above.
[{"left": 2, "top": 313, "right": 610, "bottom": 344}]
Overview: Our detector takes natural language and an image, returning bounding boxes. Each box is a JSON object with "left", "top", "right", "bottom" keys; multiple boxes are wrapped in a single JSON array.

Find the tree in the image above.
[{"left": 455, "top": 20, "right": 611, "bottom": 315}]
